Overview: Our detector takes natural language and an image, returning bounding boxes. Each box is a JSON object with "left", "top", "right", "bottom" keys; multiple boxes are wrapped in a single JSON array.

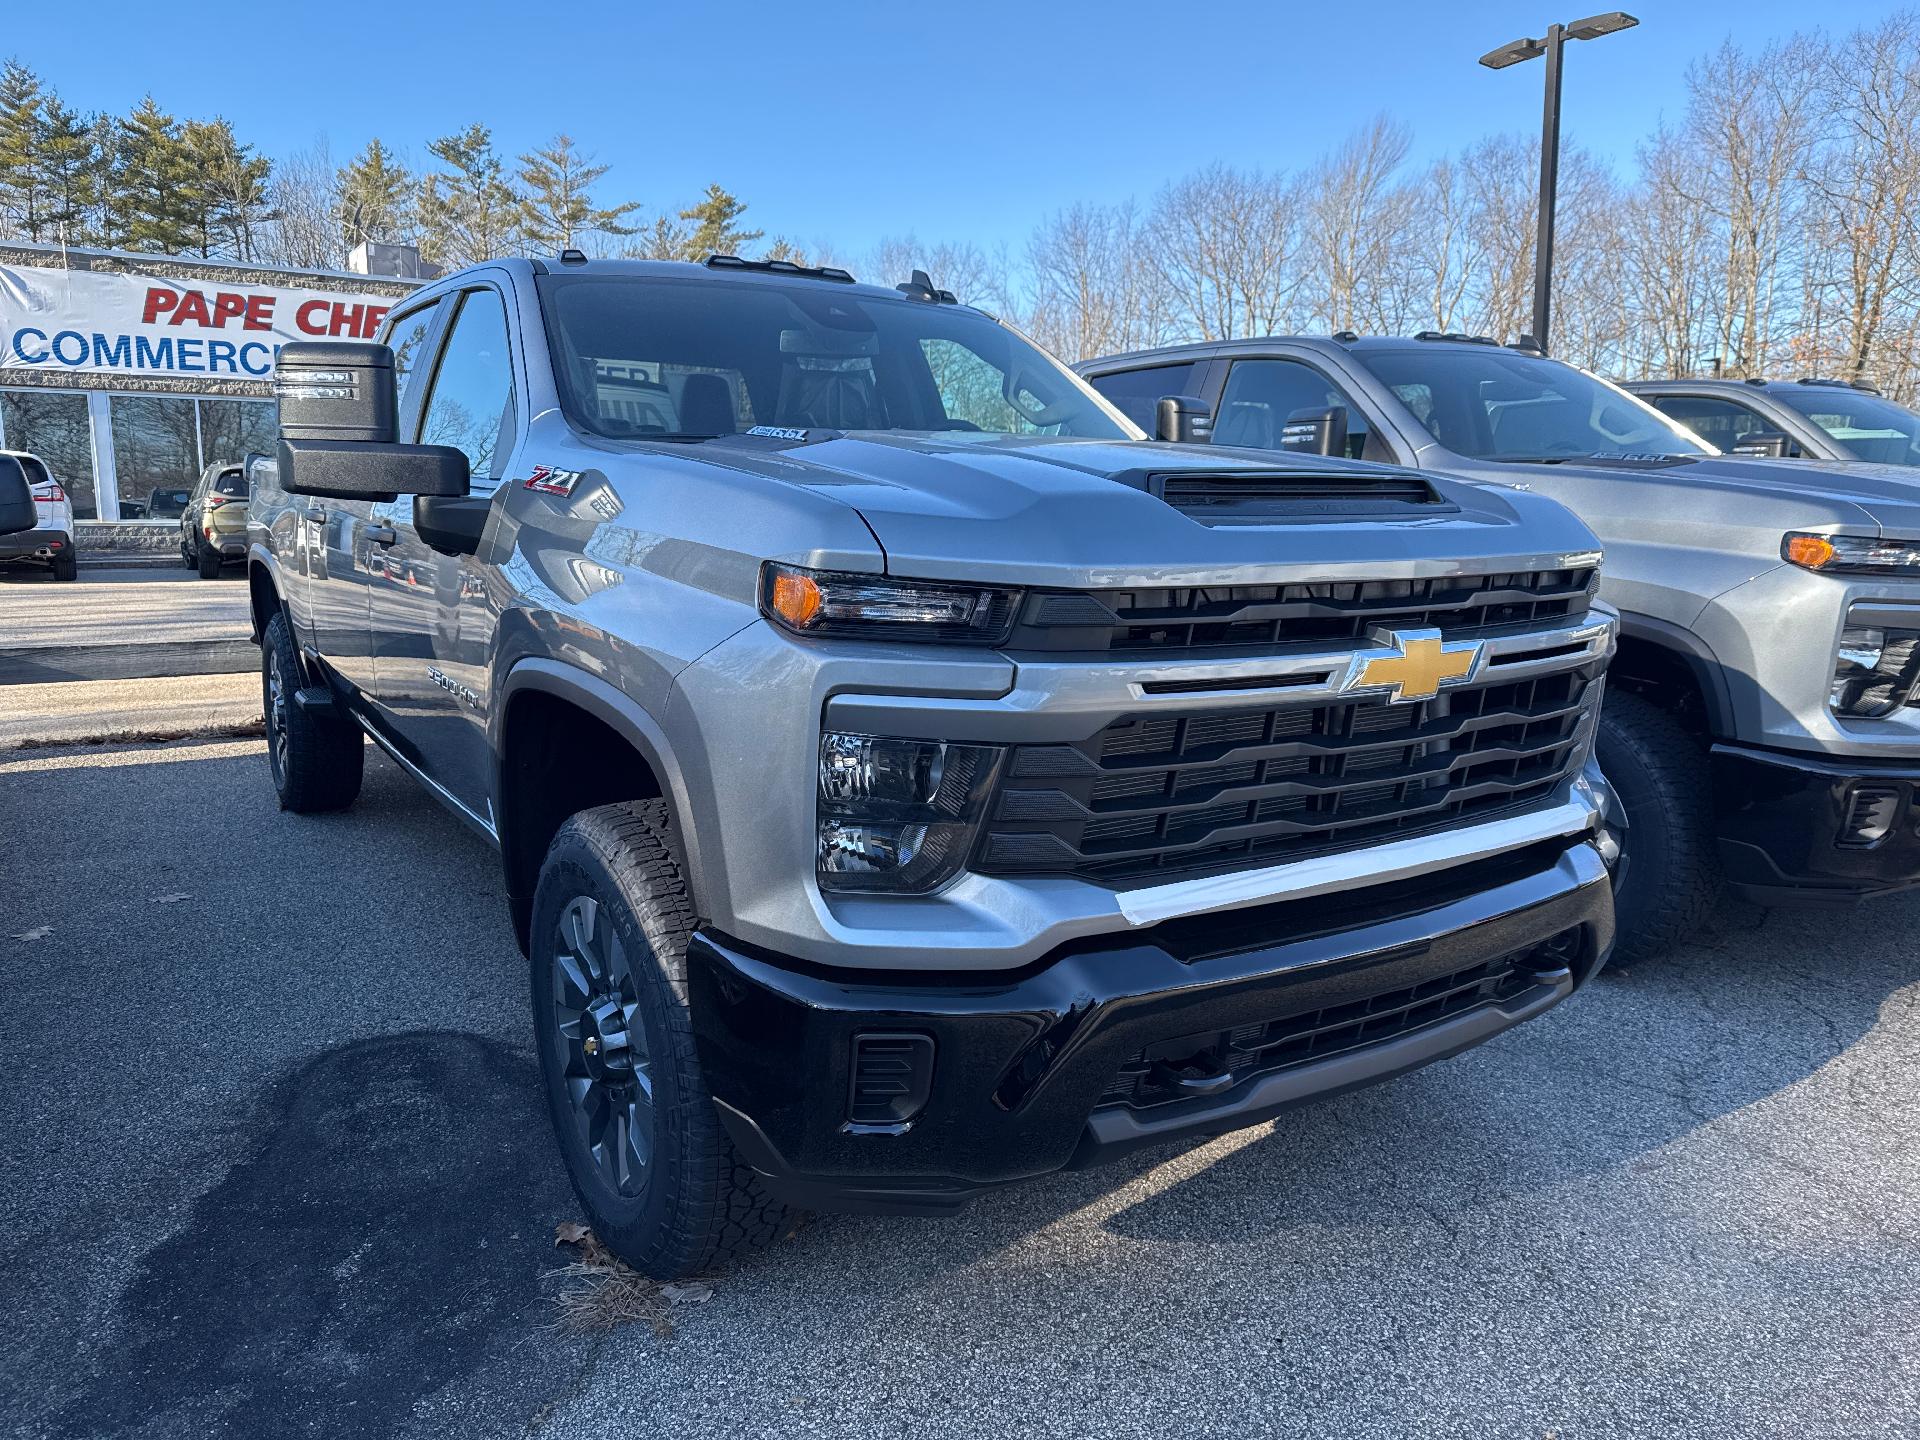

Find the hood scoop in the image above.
[{"left": 1149, "top": 469, "right": 1449, "bottom": 524}]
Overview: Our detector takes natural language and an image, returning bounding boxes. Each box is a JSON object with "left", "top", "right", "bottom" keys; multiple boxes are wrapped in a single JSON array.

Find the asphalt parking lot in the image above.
[
  {"left": 3, "top": 737, "right": 1919, "bottom": 1440},
  {"left": 0, "top": 565, "right": 253, "bottom": 683}
]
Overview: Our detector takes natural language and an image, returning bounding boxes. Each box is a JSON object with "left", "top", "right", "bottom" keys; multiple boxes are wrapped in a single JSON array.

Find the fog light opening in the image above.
[{"left": 1840, "top": 785, "right": 1904, "bottom": 849}]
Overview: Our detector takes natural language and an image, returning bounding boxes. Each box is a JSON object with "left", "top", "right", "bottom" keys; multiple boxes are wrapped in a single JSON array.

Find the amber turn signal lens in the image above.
[
  {"left": 1785, "top": 534, "right": 1836, "bottom": 569},
  {"left": 769, "top": 570, "right": 824, "bottom": 627}
]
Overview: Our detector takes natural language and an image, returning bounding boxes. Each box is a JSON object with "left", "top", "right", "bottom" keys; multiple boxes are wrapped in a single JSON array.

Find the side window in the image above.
[
  {"left": 1085, "top": 363, "right": 1198, "bottom": 431},
  {"left": 1215, "top": 359, "right": 1371, "bottom": 459},
  {"left": 384, "top": 300, "right": 443, "bottom": 423},
  {"left": 418, "top": 289, "right": 516, "bottom": 488},
  {"left": 1649, "top": 394, "right": 1765, "bottom": 449}
]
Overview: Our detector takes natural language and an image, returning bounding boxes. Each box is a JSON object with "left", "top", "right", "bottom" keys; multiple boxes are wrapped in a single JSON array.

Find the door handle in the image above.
[
  {"left": 365, "top": 525, "right": 398, "bottom": 547},
  {"left": 303, "top": 503, "right": 328, "bottom": 523}
]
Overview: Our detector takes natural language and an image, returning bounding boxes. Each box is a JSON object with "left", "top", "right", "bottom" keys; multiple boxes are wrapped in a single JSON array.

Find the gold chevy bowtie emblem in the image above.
[{"left": 1346, "top": 627, "right": 1482, "bottom": 703}]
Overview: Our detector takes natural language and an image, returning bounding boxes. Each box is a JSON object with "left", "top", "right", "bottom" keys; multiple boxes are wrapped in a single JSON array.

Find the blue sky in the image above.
[{"left": 10, "top": 0, "right": 1914, "bottom": 258}]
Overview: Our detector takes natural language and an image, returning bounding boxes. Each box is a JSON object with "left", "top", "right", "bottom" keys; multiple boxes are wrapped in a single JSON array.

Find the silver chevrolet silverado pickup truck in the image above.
[
  {"left": 1084, "top": 335, "right": 1920, "bottom": 959},
  {"left": 247, "top": 258, "right": 1616, "bottom": 1278}
]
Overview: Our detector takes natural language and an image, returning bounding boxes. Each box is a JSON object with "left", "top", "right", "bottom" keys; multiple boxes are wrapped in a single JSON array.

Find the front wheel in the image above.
[
  {"left": 1595, "top": 691, "right": 1721, "bottom": 962},
  {"left": 261, "top": 611, "right": 363, "bottom": 812},
  {"left": 531, "top": 801, "right": 788, "bottom": 1281}
]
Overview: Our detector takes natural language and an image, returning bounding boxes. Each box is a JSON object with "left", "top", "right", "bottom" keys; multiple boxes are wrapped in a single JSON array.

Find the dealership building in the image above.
[{"left": 0, "top": 239, "right": 423, "bottom": 539}]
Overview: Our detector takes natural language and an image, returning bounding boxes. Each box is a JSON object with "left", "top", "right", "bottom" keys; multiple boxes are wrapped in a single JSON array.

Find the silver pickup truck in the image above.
[
  {"left": 246, "top": 258, "right": 1616, "bottom": 1278},
  {"left": 1084, "top": 335, "right": 1920, "bottom": 958}
]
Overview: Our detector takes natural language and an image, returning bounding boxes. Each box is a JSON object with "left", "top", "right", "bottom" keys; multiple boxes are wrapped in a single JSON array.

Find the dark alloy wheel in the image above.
[
  {"left": 551, "top": 894, "right": 655, "bottom": 1198},
  {"left": 260, "top": 610, "right": 363, "bottom": 812},
  {"left": 531, "top": 801, "right": 788, "bottom": 1280}
]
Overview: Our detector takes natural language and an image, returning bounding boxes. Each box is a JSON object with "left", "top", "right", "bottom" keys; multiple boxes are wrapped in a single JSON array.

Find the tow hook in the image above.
[{"left": 1149, "top": 1056, "right": 1236, "bottom": 1098}]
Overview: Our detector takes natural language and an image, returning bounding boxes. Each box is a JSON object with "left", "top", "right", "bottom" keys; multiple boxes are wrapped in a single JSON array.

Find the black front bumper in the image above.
[
  {"left": 1713, "top": 742, "right": 1920, "bottom": 905},
  {"left": 689, "top": 837, "right": 1613, "bottom": 1214}
]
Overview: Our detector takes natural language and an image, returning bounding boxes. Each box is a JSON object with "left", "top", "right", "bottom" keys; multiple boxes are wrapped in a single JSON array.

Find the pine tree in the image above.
[
  {"left": 36, "top": 97, "right": 94, "bottom": 244},
  {"left": 337, "top": 138, "right": 413, "bottom": 250},
  {"left": 85, "top": 112, "right": 123, "bottom": 247},
  {"left": 679, "top": 184, "right": 761, "bottom": 258},
  {"left": 0, "top": 59, "right": 47, "bottom": 241},
  {"left": 182, "top": 118, "right": 271, "bottom": 260},
  {"left": 624, "top": 213, "right": 693, "bottom": 262},
  {"left": 419, "top": 123, "right": 519, "bottom": 267},
  {"left": 116, "top": 96, "right": 196, "bottom": 253},
  {"left": 516, "top": 134, "right": 637, "bottom": 252}
]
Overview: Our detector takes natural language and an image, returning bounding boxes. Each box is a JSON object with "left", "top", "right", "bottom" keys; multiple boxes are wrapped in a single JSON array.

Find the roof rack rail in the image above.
[
  {"left": 1796, "top": 375, "right": 1881, "bottom": 394},
  {"left": 1413, "top": 330, "right": 1499, "bottom": 345},
  {"left": 896, "top": 268, "right": 958, "bottom": 304},
  {"left": 703, "top": 253, "right": 857, "bottom": 284},
  {"left": 1744, "top": 376, "right": 1769, "bottom": 386}
]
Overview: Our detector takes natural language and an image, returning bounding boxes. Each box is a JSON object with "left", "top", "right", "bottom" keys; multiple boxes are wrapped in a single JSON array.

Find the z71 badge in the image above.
[{"left": 524, "top": 464, "right": 584, "bottom": 497}]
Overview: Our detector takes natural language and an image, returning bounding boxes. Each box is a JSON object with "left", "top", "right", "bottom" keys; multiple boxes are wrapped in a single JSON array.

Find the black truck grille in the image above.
[
  {"left": 1095, "top": 928, "right": 1584, "bottom": 1111},
  {"left": 1006, "top": 566, "right": 1595, "bottom": 654},
  {"left": 975, "top": 664, "right": 1602, "bottom": 886}
]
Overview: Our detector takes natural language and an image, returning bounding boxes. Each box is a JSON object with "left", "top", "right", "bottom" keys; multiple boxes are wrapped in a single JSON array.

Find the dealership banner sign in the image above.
[{"left": 0, "top": 262, "right": 397, "bottom": 381}]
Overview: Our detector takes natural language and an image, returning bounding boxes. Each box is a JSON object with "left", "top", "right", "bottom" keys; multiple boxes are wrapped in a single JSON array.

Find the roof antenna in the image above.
[{"left": 896, "top": 269, "right": 956, "bottom": 303}]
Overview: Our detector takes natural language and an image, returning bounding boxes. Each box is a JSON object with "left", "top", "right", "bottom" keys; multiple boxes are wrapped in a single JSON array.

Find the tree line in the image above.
[{"left": 2, "top": 11, "right": 1917, "bottom": 399}]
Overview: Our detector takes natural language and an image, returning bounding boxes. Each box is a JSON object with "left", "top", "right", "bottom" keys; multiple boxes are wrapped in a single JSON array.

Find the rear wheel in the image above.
[
  {"left": 531, "top": 801, "right": 788, "bottom": 1280},
  {"left": 1596, "top": 690, "right": 1721, "bottom": 962},
  {"left": 261, "top": 610, "right": 363, "bottom": 812},
  {"left": 197, "top": 537, "right": 223, "bottom": 579},
  {"left": 52, "top": 549, "right": 77, "bottom": 582}
]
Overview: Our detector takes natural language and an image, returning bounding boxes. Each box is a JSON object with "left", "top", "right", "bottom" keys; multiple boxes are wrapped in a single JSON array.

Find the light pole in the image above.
[{"left": 1479, "top": 12, "right": 1638, "bottom": 352}]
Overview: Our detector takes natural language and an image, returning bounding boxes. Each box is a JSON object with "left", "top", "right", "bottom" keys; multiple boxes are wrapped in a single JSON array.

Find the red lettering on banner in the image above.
[
  {"left": 364, "top": 304, "right": 391, "bottom": 336},
  {"left": 173, "top": 292, "right": 212, "bottom": 326},
  {"left": 243, "top": 295, "right": 274, "bottom": 330},
  {"left": 328, "top": 302, "right": 365, "bottom": 337},
  {"left": 295, "top": 299, "right": 330, "bottom": 335},
  {"left": 211, "top": 294, "right": 246, "bottom": 326},
  {"left": 142, "top": 289, "right": 177, "bottom": 323}
]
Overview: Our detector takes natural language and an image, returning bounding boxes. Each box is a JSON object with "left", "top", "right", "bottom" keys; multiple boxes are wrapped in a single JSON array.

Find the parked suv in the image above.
[
  {"left": 1626, "top": 377, "right": 1920, "bottom": 469},
  {"left": 248, "top": 258, "right": 1617, "bottom": 1278},
  {"left": 0, "top": 449, "right": 77, "bottom": 581},
  {"left": 180, "top": 460, "right": 251, "bottom": 577},
  {"left": 1083, "top": 336, "right": 1920, "bottom": 957}
]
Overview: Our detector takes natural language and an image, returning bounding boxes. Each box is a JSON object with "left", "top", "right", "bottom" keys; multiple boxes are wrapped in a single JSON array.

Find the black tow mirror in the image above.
[
  {"left": 275, "top": 340, "right": 470, "bottom": 501},
  {"left": 1730, "top": 430, "right": 1793, "bottom": 459},
  {"left": 1154, "top": 395, "right": 1213, "bottom": 444},
  {"left": 1280, "top": 405, "right": 1349, "bottom": 458},
  {"left": 0, "top": 455, "right": 35, "bottom": 536}
]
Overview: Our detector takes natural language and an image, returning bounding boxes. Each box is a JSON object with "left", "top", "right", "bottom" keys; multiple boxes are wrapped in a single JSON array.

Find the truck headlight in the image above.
[
  {"left": 1785, "top": 533, "right": 1920, "bottom": 576},
  {"left": 762, "top": 563, "right": 1019, "bottom": 644},
  {"left": 1831, "top": 625, "right": 1920, "bottom": 717},
  {"left": 816, "top": 733, "right": 1001, "bottom": 893}
]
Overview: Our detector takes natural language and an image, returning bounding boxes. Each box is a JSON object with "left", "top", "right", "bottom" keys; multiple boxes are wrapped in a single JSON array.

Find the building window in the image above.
[
  {"left": 0, "top": 390, "right": 99, "bottom": 519},
  {"left": 198, "top": 398, "right": 277, "bottom": 470},
  {"left": 109, "top": 395, "right": 201, "bottom": 519}
]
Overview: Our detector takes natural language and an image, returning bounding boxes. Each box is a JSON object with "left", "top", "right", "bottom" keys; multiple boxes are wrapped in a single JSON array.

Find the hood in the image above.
[
  {"left": 640, "top": 430, "right": 1602, "bottom": 589},
  {"left": 1455, "top": 450, "right": 1920, "bottom": 532}
]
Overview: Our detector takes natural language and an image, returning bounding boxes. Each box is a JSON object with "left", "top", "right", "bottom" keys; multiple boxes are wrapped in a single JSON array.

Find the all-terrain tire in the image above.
[
  {"left": 261, "top": 610, "right": 364, "bottom": 812},
  {"left": 197, "top": 538, "right": 223, "bottom": 578},
  {"left": 52, "top": 548, "right": 77, "bottom": 581},
  {"left": 1596, "top": 689, "right": 1721, "bottom": 962},
  {"left": 531, "top": 801, "right": 788, "bottom": 1281}
]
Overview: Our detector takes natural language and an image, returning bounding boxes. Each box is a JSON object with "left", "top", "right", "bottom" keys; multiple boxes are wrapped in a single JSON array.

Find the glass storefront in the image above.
[
  {"left": 109, "top": 395, "right": 201, "bottom": 519},
  {"left": 0, "top": 387, "right": 278, "bottom": 521},
  {"left": 0, "top": 390, "right": 98, "bottom": 518}
]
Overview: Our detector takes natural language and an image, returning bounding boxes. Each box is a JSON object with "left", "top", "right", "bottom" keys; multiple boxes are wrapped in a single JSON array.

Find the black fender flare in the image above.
[{"left": 1613, "top": 611, "right": 1735, "bottom": 737}]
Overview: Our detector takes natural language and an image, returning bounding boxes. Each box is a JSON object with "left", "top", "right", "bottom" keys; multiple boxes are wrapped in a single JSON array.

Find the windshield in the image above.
[
  {"left": 1774, "top": 388, "right": 1920, "bottom": 467},
  {"left": 1350, "top": 346, "right": 1715, "bottom": 462},
  {"left": 537, "top": 274, "right": 1135, "bottom": 443}
]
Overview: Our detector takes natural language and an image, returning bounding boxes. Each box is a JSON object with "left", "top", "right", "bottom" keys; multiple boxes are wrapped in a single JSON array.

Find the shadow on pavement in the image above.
[{"left": 57, "top": 1033, "right": 567, "bottom": 1440}]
